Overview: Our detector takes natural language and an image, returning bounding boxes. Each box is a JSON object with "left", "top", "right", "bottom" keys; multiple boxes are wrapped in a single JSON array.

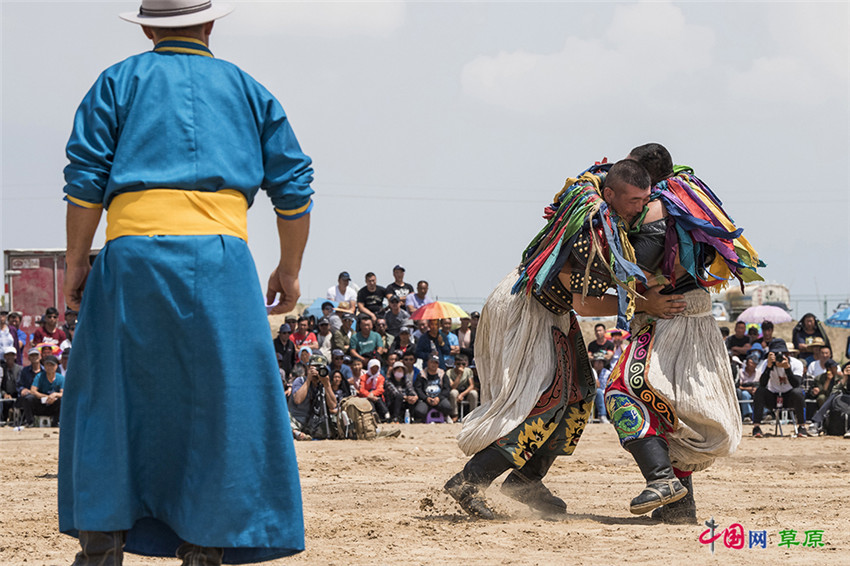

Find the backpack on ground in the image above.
[
  {"left": 825, "top": 394, "right": 850, "bottom": 436},
  {"left": 337, "top": 396, "right": 378, "bottom": 440}
]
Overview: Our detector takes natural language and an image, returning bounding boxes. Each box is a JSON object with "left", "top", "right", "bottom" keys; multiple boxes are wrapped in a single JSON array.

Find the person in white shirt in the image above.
[
  {"left": 751, "top": 339, "right": 807, "bottom": 438},
  {"left": 327, "top": 271, "right": 357, "bottom": 303}
]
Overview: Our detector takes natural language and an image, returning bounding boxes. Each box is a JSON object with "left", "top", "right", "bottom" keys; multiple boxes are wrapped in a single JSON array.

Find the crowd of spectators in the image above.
[
  {"left": 277, "top": 266, "right": 486, "bottom": 440},
  {"left": 720, "top": 313, "right": 850, "bottom": 438},
  {"left": 1, "top": 307, "right": 75, "bottom": 427}
]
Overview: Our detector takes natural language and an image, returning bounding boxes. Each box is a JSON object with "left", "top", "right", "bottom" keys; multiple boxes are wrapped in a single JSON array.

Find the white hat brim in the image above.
[{"left": 120, "top": 4, "right": 233, "bottom": 28}]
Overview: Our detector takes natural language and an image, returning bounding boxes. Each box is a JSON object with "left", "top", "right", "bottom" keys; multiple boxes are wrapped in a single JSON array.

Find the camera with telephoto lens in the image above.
[{"left": 309, "top": 354, "right": 329, "bottom": 377}]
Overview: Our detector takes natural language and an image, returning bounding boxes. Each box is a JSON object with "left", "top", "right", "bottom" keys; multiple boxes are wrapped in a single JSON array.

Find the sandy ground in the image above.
[{"left": 2, "top": 422, "right": 849, "bottom": 566}]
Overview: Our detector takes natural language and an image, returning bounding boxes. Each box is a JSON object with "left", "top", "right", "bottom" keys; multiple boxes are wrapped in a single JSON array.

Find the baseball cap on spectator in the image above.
[
  {"left": 28, "top": 348, "right": 40, "bottom": 357},
  {"left": 331, "top": 349, "right": 345, "bottom": 358},
  {"left": 279, "top": 323, "right": 292, "bottom": 333},
  {"left": 399, "top": 326, "right": 411, "bottom": 334},
  {"left": 341, "top": 313, "right": 354, "bottom": 321},
  {"left": 367, "top": 359, "right": 381, "bottom": 370},
  {"left": 338, "top": 271, "right": 351, "bottom": 281},
  {"left": 592, "top": 351, "right": 607, "bottom": 362},
  {"left": 470, "top": 311, "right": 480, "bottom": 319},
  {"left": 393, "top": 265, "right": 405, "bottom": 272},
  {"left": 768, "top": 339, "right": 788, "bottom": 353},
  {"left": 392, "top": 361, "right": 406, "bottom": 370},
  {"left": 0, "top": 310, "right": 8, "bottom": 316},
  {"left": 318, "top": 317, "right": 329, "bottom": 326},
  {"left": 389, "top": 295, "right": 400, "bottom": 303},
  {"left": 43, "top": 355, "right": 60, "bottom": 366},
  {"left": 343, "top": 355, "right": 352, "bottom": 364},
  {"left": 429, "top": 354, "right": 440, "bottom": 363},
  {"left": 445, "top": 359, "right": 455, "bottom": 368},
  {"left": 2, "top": 346, "right": 16, "bottom": 356}
]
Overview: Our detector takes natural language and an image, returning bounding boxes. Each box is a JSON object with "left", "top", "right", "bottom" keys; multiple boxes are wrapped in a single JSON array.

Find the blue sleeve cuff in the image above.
[{"left": 275, "top": 198, "right": 312, "bottom": 220}]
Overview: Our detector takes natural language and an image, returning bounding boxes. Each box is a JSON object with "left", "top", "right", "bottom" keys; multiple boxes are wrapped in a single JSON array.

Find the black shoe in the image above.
[
  {"left": 501, "top": 472, "right": 566, "bottom": 516},
  {"left": 651, "top": 475, "right": 697, "bottom": 524},
  {"left": 625, "top": 437, "right": 687, "bottom": 515},
  {"left": 752, "top": 425, "right": 763, "bottom": 438},
  {"left": 444, "top": 473, "right": 496, "bottom": 520}
]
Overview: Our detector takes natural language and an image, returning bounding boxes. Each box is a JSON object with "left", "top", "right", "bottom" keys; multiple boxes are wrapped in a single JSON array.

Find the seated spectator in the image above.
[
  {"left": 447, "top": 355, "right": 478, "bottom": 421},
  {"left": 33, "top": 307, "right": 67, "bottom": 353},
  {"left": 335, "top": 300, "right": 355, "bottom": 317},
  {"left": 274, "top": 324, "right": 297, "bottom": 380},
  {"left": 330, "top": 369, "right": 356, "bottom": 407},
  {"left": 455, "top": 316, "right": 473, "bottom": 362},
  {"left": 440, "top": 318, "right": 460, "bottom": 368},
  {"left": 349, "top": 359, "right": 365, "bottom": 390},
  {"left": 21, "top": 354, "right": 64, "bottom": 427},
  {"left": 359, "top": 359, "right": 389, "bottom": 422},
  {"left": 751, "top": 339, "right": 807, "bottom": 438},
  {"left": 792, "top": 313, "right": 831, "bottom": 364},
  {"left": 14, "top": 348, "right": 41, "bottom": 425},
  {"left": 806, "top": 344, "right": 832, "bottom": 380},
  {"left": 401, "top": 351, "right": 421, "bottom": 388},
  {"left": 808, "top": 362, "right": 850, "bottom": 435},
  {"left": 0, "top": 311, "right": 20, "bottom": 355},
  {"left": 332, "top": 314, "right": 355, "bottom": 354},
  {"left": 1, "top": 346, "right": 21, "bottom": 422},
  {"left": 349, "top": 316, "right": 385, "bottom": 363},
  {"left": 395, "top": 326, "right": 415, "bottom": 357},
  {"left": 384, "top": 295, "right": 411, "bottom": 338},
  {"left": 609, "top": 329, "right": 626, "bottom": 367},
  {"left": 384, "top": 361, "right": 417, "bottom": 423},
  {"left": 811, "top": 360, "right": 841, "bottom": 408},
  {"left": 746, "top": 325, "right": 759, "bottom": 344},
  {"left": 382, "top": 350, "right": 401, "bottom": 376},
  {"left": 725, "top": 321, "right": 751, "bottom": 358},
  {"left": 315, "top": 317, "right": 333, "bottom": 360},
  {"left": 289, "top": 356, "right": 336, "bottom": 440},
  {"left": 415, "top": 319, "right": 450, "bottom": 369},
  {"left": 414, "top": 355, "right": 452, "bottom": 422},
  {"left": 385, "top": 265, "right": 414, "bottom": 305},
  {"left": 756, "top": 320, "right": 775, "bottom": 351},
  {"left": 375, "top": 318, "right": 395, "bottom": 354},
  {"left": 327, "top": 348, "right": 354, "bottom": 383},
  {"left": 720, "top": 326, "right": 730, "bottom": 340},
  {"left": 327, "top": 271, "right": 357, "bottom": 303},
  {"left": 291, "top": 316, "right": 319, "bottom": 350},
  {"left": 590, "top": 351, "right": 610, "bottom": 423},
  {"left": 412, "top": 320, "right": 428, "bottom": 341},
  {"left": 405, "top": 280, "right": 434, "bottom": 314},
  {"left": 736, "top": 352, "right": 760, "bottom": 422},
  {"left": 6, "top": 311, "right": 26, "bottom": 365},
  {"left": 293, "top": 346, "right": 313, "bottom": 377},
  {"left": 322, "top": 301, "right": 342, "bottom": 333},
  {"left": 59, "top": 348, "right": 71, "bottom": 375},
  {"left": 587, "top": 324, "right": 614, "bottom": 365},
  {"left": 357, "top": 272, "right": 386, "bottom": 323}
]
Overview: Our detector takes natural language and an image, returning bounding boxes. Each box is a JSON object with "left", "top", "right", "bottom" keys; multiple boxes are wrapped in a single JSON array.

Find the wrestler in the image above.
[
  {"left": 445, "top": 159, "right": 686, "bottom": 520},
  {"left": 605, "top": 143, "right": 763, "bottom": 523},
  {"left": 59, "top": 2, "right": 311, "bottom": 564}
]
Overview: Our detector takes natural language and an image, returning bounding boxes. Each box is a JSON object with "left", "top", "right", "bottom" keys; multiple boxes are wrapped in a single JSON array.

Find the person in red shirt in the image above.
[
  {"left": 358, "top": 359, "right": 389, "bottom": 421},
  {"left": 32, "top": 307, "right": 67, "bottom": 350},
  {"left": 289, "top": 316, "right": 318, "bottom": 350}
]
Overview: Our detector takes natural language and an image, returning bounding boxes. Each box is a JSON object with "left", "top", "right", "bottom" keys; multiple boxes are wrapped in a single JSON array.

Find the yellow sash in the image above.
[{"left": 106, "top": 189, "right": 248, "bottom": 242}]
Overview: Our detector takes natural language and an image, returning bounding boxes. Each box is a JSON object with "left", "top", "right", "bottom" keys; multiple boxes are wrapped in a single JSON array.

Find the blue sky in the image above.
[{"left": 2, "top": 1, "right": 848, "bottom": 315}]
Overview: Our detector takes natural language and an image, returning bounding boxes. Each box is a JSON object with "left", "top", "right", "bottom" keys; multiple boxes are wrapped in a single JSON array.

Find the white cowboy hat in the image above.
[{"left": 120, "top": 0, "right": 233, "bottom": 28}]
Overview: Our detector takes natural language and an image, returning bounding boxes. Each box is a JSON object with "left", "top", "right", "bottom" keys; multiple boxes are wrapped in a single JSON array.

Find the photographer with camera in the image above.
[
  {"left": 289, "top": 354, "right": 337, "bottom": 440},
  {"left": 751, "top": 339, "right": 807, "bottom": 438}
]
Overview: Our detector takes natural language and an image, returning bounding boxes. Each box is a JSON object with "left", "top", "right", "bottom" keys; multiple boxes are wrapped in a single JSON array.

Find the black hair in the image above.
[
  {"left": 735, "top": 320, "right": 746, "bottom": 327},
  {"left": 602, "top": 159, "right": 651, "bottom": 192},
  {"left": 417, "top": 280, "right": 428, "bottom": 287},
  {"left": 45, "top": 307, "right": 59, "bottom": 317},
  {"left": 321, "top": 301, "right": 334, "bottom": 310},
  {"left": 761, "top": 320, "right": 774, "bottom": 331},
  {"left": 628, "top": 143, "right": 674, "bottom": 185},
  {"left": 456, "top": 354, "right": 469, "bottom": 365},
  {"left": 594, "top": 323, "right": 606, "bottom": 331},
  {"left": 365, "top": 272, "right": 376, "bottom": 279}
]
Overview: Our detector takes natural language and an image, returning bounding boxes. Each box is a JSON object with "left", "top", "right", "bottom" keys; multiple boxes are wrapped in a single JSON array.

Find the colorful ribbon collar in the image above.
[{"left": 153, "top": 37, "right": 213, "bottom": 58}]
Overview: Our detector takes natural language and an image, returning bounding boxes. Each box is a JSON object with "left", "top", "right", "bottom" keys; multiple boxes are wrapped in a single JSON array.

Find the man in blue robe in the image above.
[{"left": 60, "top": 2, "right": 312, "bottom": 564}]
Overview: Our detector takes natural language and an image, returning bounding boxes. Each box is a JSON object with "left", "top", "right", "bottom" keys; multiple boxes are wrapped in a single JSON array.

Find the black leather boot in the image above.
[
  {"left": 176, "top": 543, "right": 224, "bottom": 566},
  {"left": 651, "top": 474, "right": 697, "bottom": 524},
  {"left": 72, "top": 531, "right": 125, "bottom": 566},
  {"left": 501, "top": 450, "right": 566, "bottom": 516},
  {"left": 445, "top": 446, "right": 512, "bottom": 520},
  {"left": 625, "top": 436, "right": 687, "bottom": 515}
]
